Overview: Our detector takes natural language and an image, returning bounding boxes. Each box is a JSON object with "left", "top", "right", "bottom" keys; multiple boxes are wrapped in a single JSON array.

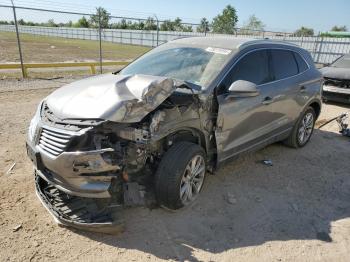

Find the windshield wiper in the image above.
[{"left": 112, "top": 69, "right": 122, "bottom": 75}]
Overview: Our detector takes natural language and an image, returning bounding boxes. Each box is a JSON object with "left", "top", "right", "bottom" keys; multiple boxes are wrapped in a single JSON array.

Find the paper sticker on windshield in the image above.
[{"left": 206, "top": 47, "right": 232, "bottom": 55}]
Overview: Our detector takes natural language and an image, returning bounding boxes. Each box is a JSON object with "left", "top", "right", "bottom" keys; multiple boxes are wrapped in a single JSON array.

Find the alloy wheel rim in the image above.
[
  {"left": 298, "top": 112, "right": 314, "bottom": 145},
  {"left": 180, "top": 155, "right": 205, "bottom": 205}
]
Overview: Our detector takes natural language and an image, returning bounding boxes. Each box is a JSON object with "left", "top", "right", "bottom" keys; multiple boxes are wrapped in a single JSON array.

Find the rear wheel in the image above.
[
  {"left": 155, "top": 142, "right": 206, "bottom": 210},
  {"left": 284, "top": 107, "right": 316, "bottom": 148}
]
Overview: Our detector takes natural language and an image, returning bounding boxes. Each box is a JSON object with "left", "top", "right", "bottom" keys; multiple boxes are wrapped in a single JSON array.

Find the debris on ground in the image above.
[
  {"left": 36, "top": 77, "right": 64, "bottom": 81},
  {"left": 5, "top": 162, "right": 16, "bottom": 175},
  {"left": 226, "top": 193, "right": 237, "bottom": 205},
  {"left": 318, "top": 112, "right": 350, "bottom": 137},
  {"left": 262, "top": 160, "right": 273, "bottom": 166},
  {"left": 29, "top": 251, "right": 38, "bottom": 262},
  {"left": 291, "top": 203, "right": 299, "bottom": 212},
  {"left": 12, "top": 224, "right": 22, "bottom": 232},
  {"left": 255, "top": 196, "right": 262, "bottom": 203}
]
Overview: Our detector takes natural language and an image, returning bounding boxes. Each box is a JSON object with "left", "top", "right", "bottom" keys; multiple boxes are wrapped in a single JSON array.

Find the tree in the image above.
[
  {"left": 158, "top": 17, "right": 193, "bottom": 32},
  {"left": 173, "top": 17, "right": 183, "bottom": 31},
  {"left": 18, "top": 19, "right": 26, "bottom": 25},
  {"left": 160, "top": 20, "right": 174, "bottom": 31},
  {"left": 120, "top": 19, "right": 127, "bottom": 29},
  {"left": 90, "top": 7, "right": 110, "bottom": 28},
  {"left": 144, "top": 17, "right": 157, "bottom": 30},
  {"left": 182, "top": 25, "right": 193, "bottom": 32},
  {"left": 197, "top": 18, "right": 210, "bottom": 33},
  {"left": 75, "top": 16, "right": 89, "bottom": 28},
  {"left": 242, "top": 15, "right": 265, "bottom": 31},
  {"left": 331, "top": 25, "right": 347, "bottom": 32},
  {"left": 294, "top": 26, "right": 314, "bottom": 36},
  {"left": 212, "top": 5, "right": 238, "bottom": 34},
  {"left": 46, "top": 19, "right": 58, "bottom": 27}
]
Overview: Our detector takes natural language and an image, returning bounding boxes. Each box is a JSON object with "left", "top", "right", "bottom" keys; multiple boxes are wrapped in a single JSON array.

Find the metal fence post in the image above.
[
  {"left": 98, "top": 10, "right": 103, "bottom": 74},
  {"left": 316, "top": 36, "right": 324, "bottom": 64},
  {"left": 11, "top": 1, "right": 26, "bottom": 78},
  {"left": 154, "top": 15, "right": 159, "bottom": 46}
]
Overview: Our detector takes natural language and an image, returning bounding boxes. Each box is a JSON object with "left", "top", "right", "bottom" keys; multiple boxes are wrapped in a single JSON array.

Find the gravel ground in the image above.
[{"left": 0, "top": 78, "right": 350, "bottom": 262}]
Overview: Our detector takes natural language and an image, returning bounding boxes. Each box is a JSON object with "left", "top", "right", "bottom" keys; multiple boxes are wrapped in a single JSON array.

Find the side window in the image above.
[
  {"left": 293, "top": 52, "right": 309, "bottom": 73},
  {"left": 270, "top": 50, "right": 298, "bottom": 80},
  {"left": 220, "top": 50, "right": 270, "bottom": 91}
]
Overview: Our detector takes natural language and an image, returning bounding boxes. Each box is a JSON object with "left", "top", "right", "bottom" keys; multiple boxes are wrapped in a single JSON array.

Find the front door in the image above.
[{"left": 215, "top": 49, "right": 288, "bottom": 163}]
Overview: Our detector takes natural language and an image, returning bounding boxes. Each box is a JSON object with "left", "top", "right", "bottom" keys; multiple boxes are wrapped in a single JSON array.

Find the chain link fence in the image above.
[{"left": 1, "top": 4, "right": 350, "bottom": 79}]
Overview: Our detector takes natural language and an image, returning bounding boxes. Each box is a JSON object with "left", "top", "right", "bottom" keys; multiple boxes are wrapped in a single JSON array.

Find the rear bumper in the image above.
[{"left": 35, "top": 174, "right": 124, "bottom": 234}]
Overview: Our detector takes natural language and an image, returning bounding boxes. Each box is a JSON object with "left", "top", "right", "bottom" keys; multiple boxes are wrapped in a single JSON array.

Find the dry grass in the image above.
[{"left": 0, "top": 31, "right": 150, "bottom": 78}]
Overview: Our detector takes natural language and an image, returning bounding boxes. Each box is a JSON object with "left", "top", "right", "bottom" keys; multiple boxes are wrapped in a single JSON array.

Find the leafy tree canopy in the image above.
[
  {"left": 331, "top": 25, "right": 348, "bottom": 32},
  {"left": 294, "top": 26, "right": 314, "bottom": 36},
  {"left": 212, "top": 5, "right": 238, "bottom": 34}
]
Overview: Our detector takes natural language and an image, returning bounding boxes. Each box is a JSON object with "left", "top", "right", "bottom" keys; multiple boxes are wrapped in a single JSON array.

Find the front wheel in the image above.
[
  {"left": 284, "top": 107, "right": 316, "bottom": 148},
  {"left": 155, "top": 142, "right": 206, "bottom": 210}
]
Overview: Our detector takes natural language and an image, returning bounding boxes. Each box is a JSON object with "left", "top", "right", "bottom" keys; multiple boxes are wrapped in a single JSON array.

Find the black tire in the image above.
[
  {"left": 155, "top": 142, "right": 206, "bottom": 210},
  {"left": 284, "top": 106, "right": 316, "bottom": 148}
]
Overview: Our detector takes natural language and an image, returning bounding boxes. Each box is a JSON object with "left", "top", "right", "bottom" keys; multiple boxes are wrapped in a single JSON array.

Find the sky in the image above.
[{"left": 0, "top": 0, "right": 349, "bottom": 32}]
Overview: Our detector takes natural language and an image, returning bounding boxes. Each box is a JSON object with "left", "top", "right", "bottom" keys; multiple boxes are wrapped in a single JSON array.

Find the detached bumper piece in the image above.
[{"left": 35, "top": 175, "right": 124, "bottom": 234}]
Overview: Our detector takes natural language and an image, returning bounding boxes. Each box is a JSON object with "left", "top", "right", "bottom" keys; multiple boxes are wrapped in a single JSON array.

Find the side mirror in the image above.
[{"left": 227, "top": 80, "right": 259, "bottom": 98}]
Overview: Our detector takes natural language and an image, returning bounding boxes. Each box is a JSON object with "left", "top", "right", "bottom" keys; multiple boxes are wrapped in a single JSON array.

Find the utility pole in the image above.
[
  {"left": 98, "top": 9, "right": 103, "bottom": 74},
  {"left": 11, "top": 0, "right": 26, "bottom": 78}
]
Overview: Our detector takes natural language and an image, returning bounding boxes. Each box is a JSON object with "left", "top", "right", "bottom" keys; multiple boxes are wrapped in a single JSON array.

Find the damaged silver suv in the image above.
[{"left": 26, "top": 37, "right": 322, "bottom": 232}]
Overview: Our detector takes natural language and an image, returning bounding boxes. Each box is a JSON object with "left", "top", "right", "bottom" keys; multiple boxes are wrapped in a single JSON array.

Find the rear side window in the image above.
[
  {"left": 229, "top": 50, "right": 270, "bottom": 86},
  {"left": 270, "top": 50, "right": 298, "bottom": 80},
  {"left": 293, "top": 52, "right": 309, "bottom": 72}
]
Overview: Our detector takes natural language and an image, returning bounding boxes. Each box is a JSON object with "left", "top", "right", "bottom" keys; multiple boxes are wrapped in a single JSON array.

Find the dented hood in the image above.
[{"left": 46, "top": 74, "right": 176, "bottom": 123}]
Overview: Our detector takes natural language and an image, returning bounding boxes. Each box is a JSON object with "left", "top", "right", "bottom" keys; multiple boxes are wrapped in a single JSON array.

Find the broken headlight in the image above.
[{"left": 28, "top": 101, "right": 43, "bottom": 142}]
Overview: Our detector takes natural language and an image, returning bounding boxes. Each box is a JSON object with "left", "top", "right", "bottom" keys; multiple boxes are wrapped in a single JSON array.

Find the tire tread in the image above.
[{"left": 155, "top": 142, "right": 205, "bottom": 210}]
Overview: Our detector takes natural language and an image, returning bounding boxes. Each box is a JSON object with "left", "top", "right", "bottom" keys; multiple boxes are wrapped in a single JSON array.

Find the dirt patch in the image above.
[{"left": 0, "top": 81, "right": 350, "bottom": 261}]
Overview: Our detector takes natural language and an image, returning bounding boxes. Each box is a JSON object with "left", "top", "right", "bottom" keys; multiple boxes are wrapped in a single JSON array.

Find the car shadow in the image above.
[
  {"left": 73, "top": 129, "right": 350, "bottom": 261},
  {"left": 323, "top": 100, "right": 350, "bottom": 109}
]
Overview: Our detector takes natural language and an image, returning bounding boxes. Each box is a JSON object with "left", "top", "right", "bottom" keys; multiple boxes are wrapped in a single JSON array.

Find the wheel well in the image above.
[
  {"left": 166, "top": 129, "right": 206, "bottom": 152},
  {"left": 309, "top": 102, "right": 321, "bottom": 119}
]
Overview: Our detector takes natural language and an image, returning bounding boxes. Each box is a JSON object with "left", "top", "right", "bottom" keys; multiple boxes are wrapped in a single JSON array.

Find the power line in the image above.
[{"left": 7, "top": 0, "right": 202, "bottom": 23}]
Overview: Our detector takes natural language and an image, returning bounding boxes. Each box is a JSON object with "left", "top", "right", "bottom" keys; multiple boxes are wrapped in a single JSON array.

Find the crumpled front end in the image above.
[
  {"left": 27, "top": 117, "right": 125, "bottom": 199},
  {"left": 26, "top": 74, "right": 208, "bottom": 232},
  {"left": 26, "top": 109, "right": 129, "bottom": 232}
]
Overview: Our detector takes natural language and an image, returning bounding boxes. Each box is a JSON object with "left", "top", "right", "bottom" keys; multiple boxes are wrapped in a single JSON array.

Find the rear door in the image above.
[
  {"left": 215, "top": 49, "right": 286, "bottom": 163},
  {"left": 269, "top": 49, "right": 308, "bottom": 124}
]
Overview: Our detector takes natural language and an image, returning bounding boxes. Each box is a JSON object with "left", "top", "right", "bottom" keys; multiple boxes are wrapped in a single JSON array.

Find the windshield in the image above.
[
  {"left": 331, "top": 55, "right": 350, "bottom": 68},
  {"left": 120, "top": 43, "right": 234, "bottom": 88}
]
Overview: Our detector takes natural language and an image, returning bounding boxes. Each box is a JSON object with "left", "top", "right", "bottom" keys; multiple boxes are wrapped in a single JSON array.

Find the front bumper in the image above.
[
  {"left": 27, "top": 140, "right": 121, "bottom": 198},
  {"left": 35, "top": 174, "right": 124, "bottom": 234},
  {"left": 322, "top": 85, "right": 350, "bottom": 104}
]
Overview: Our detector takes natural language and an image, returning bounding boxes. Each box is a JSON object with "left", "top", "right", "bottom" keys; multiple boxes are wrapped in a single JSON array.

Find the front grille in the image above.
[{"left": 38, "top": 126, "right": 73, "bottom": 156}]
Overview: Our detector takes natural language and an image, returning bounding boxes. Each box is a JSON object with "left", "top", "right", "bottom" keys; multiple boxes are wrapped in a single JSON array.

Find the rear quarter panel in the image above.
[{"left": 295, "top": 67, "right": 323, "bottom": 119}]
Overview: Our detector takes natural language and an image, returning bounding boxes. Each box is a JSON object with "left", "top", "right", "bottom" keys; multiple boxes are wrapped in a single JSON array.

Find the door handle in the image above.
[
  {"left": 299, "top": 86, "right": 307, "bottom": 93},
  {"left": 262, "top": 96, "right": 274, "bottom": 105}
]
